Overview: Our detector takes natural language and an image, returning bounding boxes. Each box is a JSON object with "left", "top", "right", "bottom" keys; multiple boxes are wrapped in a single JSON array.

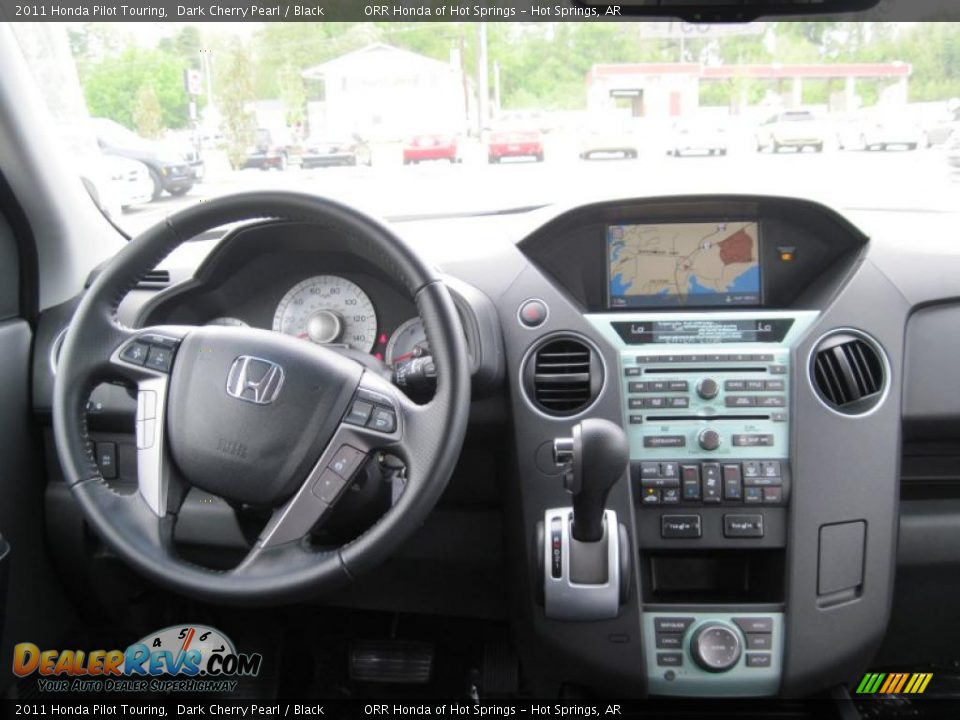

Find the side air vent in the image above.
[
  {"left": 523, "top": 335, "right": 603, "bottom": 416},
  {"left": 137, "top": 270, "right": 170, "bottom": 288},
  {"left": 810, "top": 331, "right": 887, "bottom": 415}
]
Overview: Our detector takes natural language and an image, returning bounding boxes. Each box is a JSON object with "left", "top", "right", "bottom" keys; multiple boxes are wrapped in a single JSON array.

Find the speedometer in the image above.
[{"left": 272, "top": 275, "right": 378, "bottom": 353}]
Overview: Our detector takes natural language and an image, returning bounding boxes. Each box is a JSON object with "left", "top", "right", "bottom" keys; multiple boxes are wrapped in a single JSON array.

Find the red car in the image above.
[
  {"left": 488, "top": 129, "right": 544, "bottom": 163},
  {"left": 403, "top": 134, "right": 459, "bottom": 164}
]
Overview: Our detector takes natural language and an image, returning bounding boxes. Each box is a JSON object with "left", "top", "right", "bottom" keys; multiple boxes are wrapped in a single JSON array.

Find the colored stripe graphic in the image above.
[{"left": 857, "top": 671, "right": 933, "bottom": 695}]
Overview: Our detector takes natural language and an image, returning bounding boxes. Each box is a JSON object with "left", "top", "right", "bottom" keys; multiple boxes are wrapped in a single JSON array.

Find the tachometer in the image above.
[
  {"left": 272, "top": 275, "right": 378, "bottom": 353},
  {"left": 386, "top": 318, "right": 430, "bottom": 366}
]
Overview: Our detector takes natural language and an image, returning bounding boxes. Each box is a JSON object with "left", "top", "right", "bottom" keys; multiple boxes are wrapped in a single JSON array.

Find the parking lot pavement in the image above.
[{"left": 118, "top": 146, "right": 959, "bottom": 237}]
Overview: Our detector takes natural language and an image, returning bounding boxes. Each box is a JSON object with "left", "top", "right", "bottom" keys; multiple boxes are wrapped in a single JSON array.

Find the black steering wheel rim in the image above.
[{"left": 53, "top": 191, "right": 471, "bottom": 604}]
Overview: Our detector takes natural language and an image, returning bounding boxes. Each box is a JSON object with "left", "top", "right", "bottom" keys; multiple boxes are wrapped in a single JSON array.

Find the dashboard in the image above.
[{"left": 31, "top": 193, "right": 960, "bottom": 699}]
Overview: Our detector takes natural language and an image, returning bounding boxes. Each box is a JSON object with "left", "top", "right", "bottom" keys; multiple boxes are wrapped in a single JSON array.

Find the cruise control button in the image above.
[
  {"left": 312, "top": 469, "right": 347, "bottom": 503},
  {"left": 328, "top": 445, "right": 365, "bottom": 479},
  {"left": 121, "top": 342, "right": 150, "bottom": 365},
  {"left": 344, "top": 400, "right": 373, "bottom": 426},
  {"left": 367, "top": 407, "right": 397, "bottom": 433},
  {"left": 145, "top": 346, "right": 173, "bottom": 373}
]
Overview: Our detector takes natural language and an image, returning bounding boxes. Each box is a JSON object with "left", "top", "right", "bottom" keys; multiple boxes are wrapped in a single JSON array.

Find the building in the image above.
[
  {"left": 302, "top": 43, "right": 470, "bottom": 141},
  {"left": 586, "top": 62, "right": 912, "bottom": 119}
]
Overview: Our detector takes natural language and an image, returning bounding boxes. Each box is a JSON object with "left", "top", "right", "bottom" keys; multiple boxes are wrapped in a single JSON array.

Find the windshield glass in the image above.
[{"left": 9, "top": 21, "right": 960, "bottom": 234}]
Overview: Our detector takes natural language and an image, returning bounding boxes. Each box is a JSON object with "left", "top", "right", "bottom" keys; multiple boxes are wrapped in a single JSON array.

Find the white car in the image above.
[
  {"left": 838, "top": 114, "right": 926, "bottom": 151},
  {"left": 755, "top": 111, "right": 826, "bottom": 153},
  {"left": 80, "top": 155, "right": 153, "bottom": 219},
  {"left": 579, "top": 122, "right": 640, "bottom": 160},
  {"left": 670, "top": 121, "right": 728, "bottom": 156}
]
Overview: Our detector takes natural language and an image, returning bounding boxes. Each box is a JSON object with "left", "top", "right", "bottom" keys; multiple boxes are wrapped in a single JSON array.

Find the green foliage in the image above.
[
  {"left": 82, "top": 47, "right": 192, "bottom": 130},
  {"left": 217, "top": 41, "right": 257, "bottom": 170},
  {"left": 132, "top": 86, "right": 163, "bottom": 139}
]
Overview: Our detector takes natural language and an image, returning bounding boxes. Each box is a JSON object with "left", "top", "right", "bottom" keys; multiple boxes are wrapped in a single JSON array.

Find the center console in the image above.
[{"left": 589, "top": 312, "right": 816, "bottom": 696}]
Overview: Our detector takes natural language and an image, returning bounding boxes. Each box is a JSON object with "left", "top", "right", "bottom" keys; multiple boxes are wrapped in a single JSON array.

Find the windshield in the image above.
[{"left": 9, "top": 21, "right": 960, "bottom": 235}]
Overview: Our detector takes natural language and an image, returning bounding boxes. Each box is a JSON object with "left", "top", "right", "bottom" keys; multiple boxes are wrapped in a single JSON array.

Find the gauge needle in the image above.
[
  {"left": 296, "top": 332, "right": 309, "bottom": 339},
  {"left": 391, "top": 351, "right": 417, "bottom": 363}
]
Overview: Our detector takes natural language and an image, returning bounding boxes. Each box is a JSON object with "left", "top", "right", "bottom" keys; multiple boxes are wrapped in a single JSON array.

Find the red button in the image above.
[{"left": 519, "top": 299, "right": 547, "bottom": 327}]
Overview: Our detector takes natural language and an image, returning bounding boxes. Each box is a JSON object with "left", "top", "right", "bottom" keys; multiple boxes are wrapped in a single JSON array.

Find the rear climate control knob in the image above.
[
  {"left": 697, "top": 378, "right": 720, "bottom": 400},
  {"left": 691, "top": 623, "right": 742, "bottom": 673},
  {"left": 698, "top": 428, "right": 721, "bottom": 451}
]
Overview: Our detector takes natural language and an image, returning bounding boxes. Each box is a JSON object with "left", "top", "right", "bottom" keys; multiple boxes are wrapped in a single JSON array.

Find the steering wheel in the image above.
[{"left": 53, "top": 192, "right": 471, "bottom": 604}]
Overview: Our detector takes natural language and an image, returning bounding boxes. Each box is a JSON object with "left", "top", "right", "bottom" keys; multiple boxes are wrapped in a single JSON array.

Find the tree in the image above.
[
  {"left": 217, "top": 41, "right": 257, "bottom": 170},
  {"left": 132, "top": 86, "right": 163, "bottom": 139}
]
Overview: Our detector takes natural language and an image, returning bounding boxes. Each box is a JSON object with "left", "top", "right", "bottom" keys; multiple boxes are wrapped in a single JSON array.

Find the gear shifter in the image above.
[{"left": 553, "top": 418, "right": 629, "bottom": 542}]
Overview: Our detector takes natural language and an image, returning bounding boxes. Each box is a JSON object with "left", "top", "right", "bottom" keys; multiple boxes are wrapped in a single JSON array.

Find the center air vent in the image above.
[
  {"left": 523, "top": 335, "right": 603, "bottom": 416},
  {"left": 810, "top": 331, "right": 887, "bottom": 415}
]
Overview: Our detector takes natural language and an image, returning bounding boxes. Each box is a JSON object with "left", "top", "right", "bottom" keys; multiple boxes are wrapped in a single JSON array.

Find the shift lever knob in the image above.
[{"left": 553, "top": 418, "right": 629, "bottom": 542}]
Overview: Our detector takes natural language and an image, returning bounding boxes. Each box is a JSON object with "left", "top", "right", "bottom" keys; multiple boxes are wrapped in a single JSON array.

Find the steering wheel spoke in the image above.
[
  {"left": 254, "top": 373, "right": 403, "bottom": 550},
  {"left": 109, "top": 326, "right": 191, "bottom": 516}
]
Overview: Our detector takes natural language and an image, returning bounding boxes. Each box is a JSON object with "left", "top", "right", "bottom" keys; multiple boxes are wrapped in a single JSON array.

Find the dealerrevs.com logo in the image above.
[{"left": 13, "top": 625, "right": 263, "bottom": 693}]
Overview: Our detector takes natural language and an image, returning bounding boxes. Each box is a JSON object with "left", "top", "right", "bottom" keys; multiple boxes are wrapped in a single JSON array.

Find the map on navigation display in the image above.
[{"left": 607, "top": 221, "right": 761, "bottom": 308}]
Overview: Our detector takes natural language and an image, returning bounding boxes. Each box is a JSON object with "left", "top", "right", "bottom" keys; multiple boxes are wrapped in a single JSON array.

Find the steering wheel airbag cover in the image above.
[{"left": 166, "top": 326, "right": 362, "bottom": 506}]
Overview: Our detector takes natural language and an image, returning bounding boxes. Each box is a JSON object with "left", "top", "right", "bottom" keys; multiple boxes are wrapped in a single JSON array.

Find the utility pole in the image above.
[
  {"left": 493, "top": 59, "right": 501, "bottom": 118},
  {"left": 476, "top": 22, "right": 489, "bottom": 134}
]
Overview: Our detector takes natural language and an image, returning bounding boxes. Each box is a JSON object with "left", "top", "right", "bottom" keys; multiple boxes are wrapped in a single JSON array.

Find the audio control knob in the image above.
[
  {"left": 691, "top": 623, "right": 742, "bottom": 673},
  {"left": 698, "top": 428, "right": 721, "bottom": 451},
  {"left": 697, "top": 378, "right": 720, "bottom": 400}
]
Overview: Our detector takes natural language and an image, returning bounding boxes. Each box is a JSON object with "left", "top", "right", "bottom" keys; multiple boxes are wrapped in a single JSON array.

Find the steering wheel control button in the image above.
[
  {"left": 145, "top": 346, "right": 173, "bottom": 373},
  {"left": 95, "top": 442, "right": 117, "bottom": 480},
  {"left": 121, "top": 342, "right": 150, "bottom": 365},
  {"left": 367, "top": 407, "right": 397, "bottom": 434},
  {"left": 698, "top": 428, "right": 721, "bottom": 451},
  {"left": 518, "top": 299, "right": 548, "bottom": 328},
  {"left": 661, "top": 514, "right": 702, "bottom": 539},
  {"left": 136, "top": 418, "right": 156, "bottom": 450},
  {"left": 746, "top": 653, "right": 772, "bottom": 668},
  {"left": 724, "top": 514, "right": 765, "bottom": 538},
  {"left": 344, "top": 400, "right": 374, "bottom": 426},
  {"left": 136, "top": 390, "right": 157, "bottom": 421},
  {"left": 329, "top": 445, "right": 365, "bottom": 479},
  {"left": 312, "top": 469, "right": 347, "bottom": 503},
  {"left": 691, "top": 623, "right": 742, "bottom": 673}
]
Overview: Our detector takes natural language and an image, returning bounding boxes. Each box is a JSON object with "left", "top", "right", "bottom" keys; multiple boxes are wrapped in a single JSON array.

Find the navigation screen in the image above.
[{"left": 607, "top": 221, "right": 761, "bottom": 309}]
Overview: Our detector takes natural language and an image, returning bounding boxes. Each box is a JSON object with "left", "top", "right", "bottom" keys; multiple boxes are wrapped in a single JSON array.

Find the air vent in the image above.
[
  {"left": 523, "top": 335, "right": 603, "bottom": 416},
  {"left": 811, "top": 331, "right": 886, "bottom": 415},
  {"left": 137, "top": 270, "right": 170, "bottom": 288}
]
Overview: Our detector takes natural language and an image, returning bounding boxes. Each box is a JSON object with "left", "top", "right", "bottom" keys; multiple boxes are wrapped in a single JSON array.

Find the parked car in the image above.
[
  {"left": 403, "top": 134, "right": 460, "bottom": 164},
  {"left": 241, "top": 128, "right": 289, "bottom": 171},
  {"left": 755, "top": 110, "right": 826, "bottom": 152},
  {"left": 837, "top": 113, "right": 925, "bottom": 150},
  {"left": 669, "top": 119, "right": 728, "bottom": 156},
  {"left": 90, "top": 118, "right": 196, "bottom": 199},
  {"left": 948, "top": 131, "right": 960, "bottom": 171},
  {"left": 488, "top": 128, "right": 544, "bottom": 163},
  {"left": 300, "top": 136, "right": 371, "bottom": 168},
  {"left": 579, "top": 121, "right": 639, "bottom": 160}
]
